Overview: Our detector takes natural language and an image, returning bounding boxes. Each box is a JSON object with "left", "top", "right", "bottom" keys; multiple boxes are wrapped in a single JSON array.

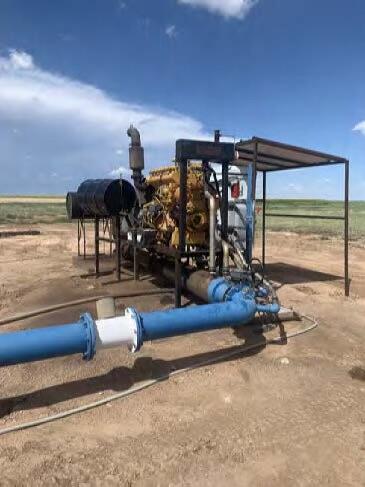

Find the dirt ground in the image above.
[{"left": 0, "top": 223, "right": 364, "bottom": 486}]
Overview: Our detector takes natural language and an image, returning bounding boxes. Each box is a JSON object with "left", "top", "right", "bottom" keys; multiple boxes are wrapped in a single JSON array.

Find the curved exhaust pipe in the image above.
[
  {"left": 127, "top": 125, "right": 144, "bottom": 172},
  {"left": 127, "top": 125, "right": 141, "bottom": 147},
  {"left": 127, "top": 125, "right": 145, "bottom": 199}
]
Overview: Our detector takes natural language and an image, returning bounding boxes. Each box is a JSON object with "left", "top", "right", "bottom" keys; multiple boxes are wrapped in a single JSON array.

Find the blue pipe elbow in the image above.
[
  {"left": 207, "top": 278, "right": 231, "bottom": 303},
  {"left": 139, "top": 285, "right": 257, "bottom": 342}
]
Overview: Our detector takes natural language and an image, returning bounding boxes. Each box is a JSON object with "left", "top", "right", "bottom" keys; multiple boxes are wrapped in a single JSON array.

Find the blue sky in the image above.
[{"left": 0, "top": 0, "right": 364, "bottom": 199}]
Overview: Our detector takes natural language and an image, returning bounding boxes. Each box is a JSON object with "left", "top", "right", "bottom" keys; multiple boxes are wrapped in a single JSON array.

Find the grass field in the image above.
[
  {"left": 0, "top": 196, "right": 67, "bottom": 225},
  {"left": 256, "top": 200, "right": 365, "bottom": 240},
  {"left": 0, "top": 196, "right": 364, "bottom": 239}
]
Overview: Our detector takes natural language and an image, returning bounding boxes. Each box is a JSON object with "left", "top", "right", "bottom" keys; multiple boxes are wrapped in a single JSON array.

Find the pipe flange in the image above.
[
  {"left": 207, "top": 277, "right": 227, "bottom": 303},
  {"left": 125, "top": 307, "right": 143, "bottom": 353},
  {"left": 81, "top": 312, "right": 96, "bottom": 361}
]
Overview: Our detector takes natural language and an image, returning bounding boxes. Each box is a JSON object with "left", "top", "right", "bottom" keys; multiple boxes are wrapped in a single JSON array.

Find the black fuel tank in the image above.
[{"left": 66, "top": 179, "right": 136, "bottom": 219}]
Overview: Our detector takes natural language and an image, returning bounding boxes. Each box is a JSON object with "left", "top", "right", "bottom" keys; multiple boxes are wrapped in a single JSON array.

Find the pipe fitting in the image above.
[
  {"left": 221, "top": 240, "right": 230, "bottom": 275},
  {"left": 127, "top": 125, "right": 141, "bottom": 146},
  {"left": 207, "top": 277, "right": 231, "bottom": 303},
  {"left": 81, "top": 313, "right": 97, "bottom": 361},
  {"left": 94, "top": 307, "right": 142, "bottom": 353}
]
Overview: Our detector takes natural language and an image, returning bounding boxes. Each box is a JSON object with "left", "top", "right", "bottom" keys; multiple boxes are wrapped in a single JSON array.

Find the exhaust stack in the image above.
[{"left": 127, "top": 125, "right": 144, "bottom": 184}]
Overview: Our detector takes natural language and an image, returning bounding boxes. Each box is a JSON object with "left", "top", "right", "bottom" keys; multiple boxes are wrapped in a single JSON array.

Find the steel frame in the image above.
[
  {"left": 94, "top": 216, "right": 122, "bottom": 280},
  {"left": 169, "top": 131, "right": 233, "bottom": 307},
  {"left": 259, "top": 149, "right": 350, "bottom": 296}
]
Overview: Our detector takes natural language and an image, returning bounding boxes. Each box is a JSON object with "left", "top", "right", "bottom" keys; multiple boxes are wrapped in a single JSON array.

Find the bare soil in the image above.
[{"left": 0, "top": 224, "right": 364, "bottom": 486}]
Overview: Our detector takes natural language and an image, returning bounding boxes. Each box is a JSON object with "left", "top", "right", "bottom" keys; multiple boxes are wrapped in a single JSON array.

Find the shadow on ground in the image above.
[{"left": 265, "top": 262, "right": 342, "bottom": 287}]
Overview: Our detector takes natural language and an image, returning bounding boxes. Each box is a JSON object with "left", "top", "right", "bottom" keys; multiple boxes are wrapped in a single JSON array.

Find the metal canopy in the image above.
[
  {"left": 235, "top": 135, "right": 351, "bottom": 296},
  {"left": 235, "top": 137, "right": 348, "bottom": 172}
]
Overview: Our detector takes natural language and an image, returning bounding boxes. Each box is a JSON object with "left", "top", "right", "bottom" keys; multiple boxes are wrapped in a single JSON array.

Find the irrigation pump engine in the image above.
[
  {"left": 142, "top": 163, "right": 209, "bottom": 247},
  {"left": 126, "top": 128, "right": 255, "bottom": 276},
  {"left": 0, "top": 126, "right": 281, "bottom": 369}
]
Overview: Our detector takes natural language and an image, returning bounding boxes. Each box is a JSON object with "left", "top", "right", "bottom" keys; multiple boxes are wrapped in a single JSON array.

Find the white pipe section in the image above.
[{"left": 94, "top": 308, "right": 137, "bottom": 352}]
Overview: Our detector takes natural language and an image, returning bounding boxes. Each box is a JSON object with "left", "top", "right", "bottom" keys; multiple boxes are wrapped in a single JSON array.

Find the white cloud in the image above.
[
  {"left": 109, "top": 165, "right": 128, "bottom": 177},
  {"left": 0, "top": 50, "right": 208, "bottom": 193},
  {"left": 353, "top": 121, "right": 365, "bottom": 136},
  {"left": 0, "top": 50, "right": 206, "bottom": 144},
  {"left": 165, "top": 25, "right": 177, "bottom": 38},
  {"left": 177, "top": 0, "right": 258, "bottom": 19},
  {"left": 8, "top": 49, "right": 34, "bottom": 69}
]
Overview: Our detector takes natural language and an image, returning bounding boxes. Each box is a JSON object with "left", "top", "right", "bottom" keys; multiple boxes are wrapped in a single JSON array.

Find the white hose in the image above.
[{"left": 0, "top": 314, "right": 318, "bottom": 436}]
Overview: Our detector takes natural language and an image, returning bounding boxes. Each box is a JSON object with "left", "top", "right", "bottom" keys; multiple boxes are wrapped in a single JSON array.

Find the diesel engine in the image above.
[{"left": 142, "top": 163, "right": 209, "bottom": 247}]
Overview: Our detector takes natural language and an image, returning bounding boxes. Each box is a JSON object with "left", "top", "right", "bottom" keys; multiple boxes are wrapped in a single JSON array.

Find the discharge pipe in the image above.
[
  {"left": 127, "top": 125, "right": 144, "bottom": 189},
  {"left": 0, "top": 277, "right": 279, "bottom": 367}
]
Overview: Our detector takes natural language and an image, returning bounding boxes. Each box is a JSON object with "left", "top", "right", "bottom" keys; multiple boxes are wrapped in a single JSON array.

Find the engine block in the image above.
[{"left": 143, "top": 163, "right": 209, "bottom": 247}]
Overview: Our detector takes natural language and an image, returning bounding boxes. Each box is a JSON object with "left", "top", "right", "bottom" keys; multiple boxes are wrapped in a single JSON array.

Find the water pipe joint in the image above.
[
  {"left": 81, "top": 312, "right": 96, "bottom": 361},
  {"left": 125, "top": 307, "right": 143, "bottom": 353},
  {"left": 208, "top": 277, "right": 232, "bottom": 303},
  {"left": 207, "top": 277, "right": 254, "bottom": 305}
]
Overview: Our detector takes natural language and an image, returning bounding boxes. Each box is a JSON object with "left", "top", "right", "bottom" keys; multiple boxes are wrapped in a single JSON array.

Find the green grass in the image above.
[
  {"left": 256, "top": 200, "right": 365, "bottom": 240},
  {"left": 0, "top": 198, "right": 364, "bottom": 239},
  {"left": 0, "top": 202, "right": 68, "bottom": 225}
]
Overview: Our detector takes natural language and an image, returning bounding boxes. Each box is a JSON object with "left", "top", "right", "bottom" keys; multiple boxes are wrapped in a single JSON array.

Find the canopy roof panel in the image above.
[{"left": 235, "top": 137, "right": 347, "bottom": 172}]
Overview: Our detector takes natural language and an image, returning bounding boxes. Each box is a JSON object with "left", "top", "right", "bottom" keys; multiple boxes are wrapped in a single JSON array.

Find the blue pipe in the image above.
[
  {"left": 0, "top": 313, "right": 95, "bottom": 366},
  {"left": 0, "top": 278, "right": 279, "bottom": 367},
  {"left": 140, "top": 293, "right": 256, "bottom": 342}
]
